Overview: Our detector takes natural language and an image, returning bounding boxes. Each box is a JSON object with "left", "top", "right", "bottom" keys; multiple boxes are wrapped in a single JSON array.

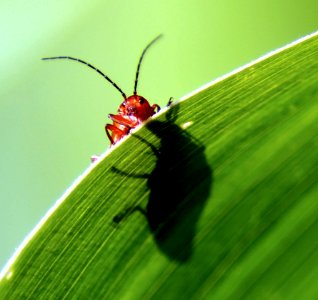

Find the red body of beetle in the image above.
[
  {"left": 107, "top": 95, "right": 160, "bottom": 144},
  {"left": 42, "top": 35, "right": 163, "bottom": 145}
]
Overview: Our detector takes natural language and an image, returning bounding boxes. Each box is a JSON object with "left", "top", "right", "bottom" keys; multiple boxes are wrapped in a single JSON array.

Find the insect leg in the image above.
[
  {"left": 105, "top": 124, "right": 127, "bottom": 145},
  {"left": 167, "top": 97, "right": 173, "bottom": 106},
  {"left": 151, "top": 104, "right": 160, "bottom": 113},
  {"left": 113, "top": 205, "right": 146, "bottom": 223},
  {"left": 109, "top": 114, "right": 139, "bottom": 128}
]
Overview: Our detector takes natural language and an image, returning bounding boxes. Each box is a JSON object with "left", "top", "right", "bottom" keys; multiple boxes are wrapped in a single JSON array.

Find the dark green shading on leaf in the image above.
[
  {"left": 112, "top": 105, "right": 212, "bottom": 262},
  {"left": 1, "top": 32, "right": 318, "bottom": 299}
]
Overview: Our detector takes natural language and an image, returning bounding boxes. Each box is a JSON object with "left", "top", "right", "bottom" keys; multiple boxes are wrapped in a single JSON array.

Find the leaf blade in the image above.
[{"left": 1, "top": 31, "right": 318, "bottom": 299}]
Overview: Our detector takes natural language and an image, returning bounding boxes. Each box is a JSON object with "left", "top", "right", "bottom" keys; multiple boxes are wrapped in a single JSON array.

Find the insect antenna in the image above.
[
  {"left": 133, "top": 34, "right": 162, "bottom": 95},
  {"left": 41, "top": 56, "right": 127, "bottom": 99}
]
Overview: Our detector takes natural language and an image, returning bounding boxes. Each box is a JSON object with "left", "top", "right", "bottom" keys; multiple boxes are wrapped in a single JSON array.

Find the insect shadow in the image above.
[{"left": 111, "top": 104, "right": 213, "bottom": 263}]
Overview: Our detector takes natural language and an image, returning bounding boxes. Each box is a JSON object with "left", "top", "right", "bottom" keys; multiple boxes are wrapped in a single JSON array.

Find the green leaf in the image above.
[{"left": 1, "top": 31, "right": 318, "bottom": 299}]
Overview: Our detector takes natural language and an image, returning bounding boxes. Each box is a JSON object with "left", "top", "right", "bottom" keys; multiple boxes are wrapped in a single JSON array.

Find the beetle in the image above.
[{"left": 42, "top": 35, "right": 163, "bottom": 145}]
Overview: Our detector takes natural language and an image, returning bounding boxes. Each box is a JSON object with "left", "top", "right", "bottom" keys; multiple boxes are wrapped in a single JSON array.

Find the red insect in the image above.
[{"left": 42, "top": 35, "right": 163, "bottom": 145}]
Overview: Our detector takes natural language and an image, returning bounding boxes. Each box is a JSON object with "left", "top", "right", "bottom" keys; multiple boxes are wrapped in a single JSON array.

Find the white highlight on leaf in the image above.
[{"left": 181, "top": 121, "right": 193, "bottom": 129}]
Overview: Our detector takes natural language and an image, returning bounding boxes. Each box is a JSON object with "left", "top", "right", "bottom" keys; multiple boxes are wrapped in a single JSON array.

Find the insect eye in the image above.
[
  {"left": 122, "top": 102, "right": 126, "bottom": 107},
  {"left": 139, "top": 97, "right": 145, "bottom": 104}
]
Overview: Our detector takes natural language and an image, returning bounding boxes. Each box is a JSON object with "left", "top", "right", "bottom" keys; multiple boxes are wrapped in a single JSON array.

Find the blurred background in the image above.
[{"left": 0, "top": 0, "right": 317, "bottom": 269}]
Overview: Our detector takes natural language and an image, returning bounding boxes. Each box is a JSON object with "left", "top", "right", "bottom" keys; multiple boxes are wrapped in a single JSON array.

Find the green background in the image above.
[{"left": 0, "top": 0, "right": 317, "bottom": 270}]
